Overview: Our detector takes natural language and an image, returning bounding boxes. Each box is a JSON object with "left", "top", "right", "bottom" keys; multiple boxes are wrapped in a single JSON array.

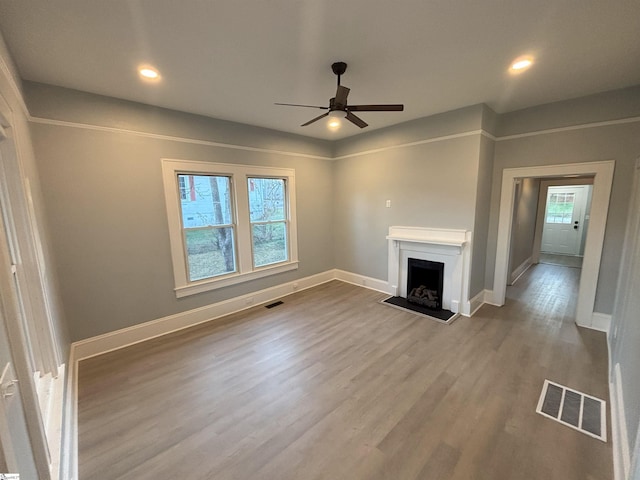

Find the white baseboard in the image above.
[
  {"left": 484, "top": 290, "right": 502, "bottom": 307},
  {"left": 509, "top": 256, "right": 533, "bottom": 285},
  {"left": 611, "top": 363, "right": 630, "bottom": 480},
  {"left": 72, "top": 270, "right": 336, "bottom": 361},
  {"left": 590, "top": 312, "right": 612, "bottom": 334},
  {"left": 463, "top": 289, "right": 489, "bottom": 316},
  {"left": 333, "top": 269, "right": 393, "bottom": 295}
]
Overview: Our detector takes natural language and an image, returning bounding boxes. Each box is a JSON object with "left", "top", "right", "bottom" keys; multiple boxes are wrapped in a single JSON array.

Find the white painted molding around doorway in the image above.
[
  {"left": 611, "top": 363, "right": 630, "bottom": 480},
  {"left": 493, "top": 160, "right": 615, "bottom": 328}
]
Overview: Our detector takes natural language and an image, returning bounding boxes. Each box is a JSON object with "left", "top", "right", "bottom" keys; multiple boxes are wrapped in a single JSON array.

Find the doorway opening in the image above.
[
  {"left": 539, "top": 183, "right": 593, "bottom": 268},
  {"left": 493, "top": 160, "right": 614, "bottom": 329}
]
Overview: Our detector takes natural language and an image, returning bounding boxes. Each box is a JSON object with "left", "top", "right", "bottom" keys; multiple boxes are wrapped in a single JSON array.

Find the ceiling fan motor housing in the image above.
[{"left": 331, "top": 62, "right": 347, "bottom": 76}]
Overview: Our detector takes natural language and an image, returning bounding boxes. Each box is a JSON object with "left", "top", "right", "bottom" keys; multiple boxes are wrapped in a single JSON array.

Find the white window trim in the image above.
[{"left": 162, "top": 159, "right": 298, "bottom": 298}]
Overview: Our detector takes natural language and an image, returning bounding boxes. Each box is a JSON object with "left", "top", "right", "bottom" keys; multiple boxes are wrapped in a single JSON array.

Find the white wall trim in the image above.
[
  {"left": 465, "top": 289, "right": 489, "bottom": 316},
  {"left": 28, "top": 116, "right": 332, "bottom": 161},
  {"left": 496, "top": 115, "right": 640, "bottom": 142},
  {"left": 590, "top": 312, "right": 612, "bottom": 334},
  {"left": 493, "top": 160, "right": 615, "bottom": 328},
  {"left": 509, "top": 256, "right": 533, "bottom": 285},
  {"left": 333, "top": 130, "right": 485, "bottom": 160},
  {"left": 27, "top": 112, "right": 640, "bottom": 164},
  {"left": 611, "top": 363, "right": 630, "bottom": 480},
  {"left": 333, "top": 269, "right": 394, "bottom": 295}
]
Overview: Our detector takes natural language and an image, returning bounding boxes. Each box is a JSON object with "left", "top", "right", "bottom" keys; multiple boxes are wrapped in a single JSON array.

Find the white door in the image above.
[{"left": 541, "top": 186, "right": 587, "bottom": 255}]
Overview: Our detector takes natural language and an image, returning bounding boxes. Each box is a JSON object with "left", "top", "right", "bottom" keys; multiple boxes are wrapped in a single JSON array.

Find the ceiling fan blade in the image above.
[
  {"left": 345, "top": 111, "right": 368, "bottom": 128},
  {"left": 334, "top": 86, "right": 350, "bottom": 106},
  {"left": 301, "top": 111, "right": 330, "bottom": 127},
  {"left": 275, "top": 103, "right": 329, "bottom": 110},
  {"left": 347, "top": 104, "right": 404, "bottom": 112}
]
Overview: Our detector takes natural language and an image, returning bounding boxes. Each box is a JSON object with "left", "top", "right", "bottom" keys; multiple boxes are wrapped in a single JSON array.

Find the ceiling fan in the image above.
[{"left": 275, "top": 62, "right": 404, "bottom": 128}]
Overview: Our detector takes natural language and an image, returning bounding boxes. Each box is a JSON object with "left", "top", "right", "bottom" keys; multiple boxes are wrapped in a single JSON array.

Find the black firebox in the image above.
[{"left": 406, "top": 258, "right": 444, "bottom": 310}]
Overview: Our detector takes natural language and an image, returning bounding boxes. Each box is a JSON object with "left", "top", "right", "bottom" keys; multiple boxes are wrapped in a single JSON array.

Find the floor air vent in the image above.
[
  {"left": 536, "top": 379, "right": 606, "bottom": 442},
  {"left": 265, "top": 301, "right": 283, "bottom": 309}
]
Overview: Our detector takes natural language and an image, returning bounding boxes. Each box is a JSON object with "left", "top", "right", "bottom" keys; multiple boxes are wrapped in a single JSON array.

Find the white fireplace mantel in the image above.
[
  {"left": 386, "top": 226, "right": 468, "bottom": 253},
  {"left": 387, "top": 226, "right": 472, "bottom": 314}
]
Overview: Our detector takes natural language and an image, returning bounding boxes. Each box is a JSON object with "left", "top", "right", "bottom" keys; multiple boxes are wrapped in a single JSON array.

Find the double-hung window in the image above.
[{"left": 162, "top": 159, "right": 298, "bottom": 297}]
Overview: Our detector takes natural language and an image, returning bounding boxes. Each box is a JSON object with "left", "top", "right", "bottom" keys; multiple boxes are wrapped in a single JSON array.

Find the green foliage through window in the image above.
[{"left": 248, "top": 178, "right": 288, "bottom": 267}]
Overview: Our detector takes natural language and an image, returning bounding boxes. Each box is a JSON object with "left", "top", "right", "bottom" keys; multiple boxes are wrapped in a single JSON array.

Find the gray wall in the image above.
[
  {"left": 332, "top": 135, "right": 483, "bottom": 283},
  {"left": 508, "top": 177, "right": 539, "bottom": 281},
  {"left": 487, "top": 89, "right": 640, "bottom": 314},
  {"left": 25, "top": 83, "right": 335, "bottom": 341},
  {"left": 471, "top": 130, "right": 495, "bottom": 298},
  {"left": 24, "top": 80, "right": 640, "bottom": 336}
]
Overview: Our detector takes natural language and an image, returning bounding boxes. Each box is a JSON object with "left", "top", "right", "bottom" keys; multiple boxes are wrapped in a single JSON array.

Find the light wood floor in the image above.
[
  {"left": 539, "top": 253, "right": 584, "bottom": 268},
  {"left": 78, "top": 264, "right": 612, "bottom": 479}
]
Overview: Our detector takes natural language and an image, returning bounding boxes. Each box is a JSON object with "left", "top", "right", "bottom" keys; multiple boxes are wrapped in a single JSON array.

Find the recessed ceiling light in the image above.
[
  {"left": 509, "top": 56, "right": 534, "bottom": 74},
  {"left": 138, "top": 66, "right": 160, "bottom": 80}
]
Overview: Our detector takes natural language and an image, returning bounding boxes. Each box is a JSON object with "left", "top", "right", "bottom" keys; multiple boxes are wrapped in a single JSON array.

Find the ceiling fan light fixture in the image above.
[
  {"left": 327, "top": 110, "right": 345, "bottom": 130},
  {"left": 509, "top": 56, "right": 534, "bottom": 74}
]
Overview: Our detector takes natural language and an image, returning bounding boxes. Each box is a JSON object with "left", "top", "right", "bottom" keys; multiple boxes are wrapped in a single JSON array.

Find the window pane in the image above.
[
  {"left": 252, "top": 222, "right": 287, "bottom": 267},
  {"left": 185, "top": 228, "right": 236, "bottom": 281},
  {"left": 248, "top": 178, "right": 286, "bottom": 222},
  {"left": 546, "top": 192, "right": 575, "bottom": 224},
  {"left": 178, "top": 175, "right": 232, "bottom": 227}
]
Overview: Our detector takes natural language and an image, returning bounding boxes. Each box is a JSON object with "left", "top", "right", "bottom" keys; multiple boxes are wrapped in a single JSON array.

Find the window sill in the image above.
[{"left": 174, "top": 261, "right": 299, "bottom": 298}]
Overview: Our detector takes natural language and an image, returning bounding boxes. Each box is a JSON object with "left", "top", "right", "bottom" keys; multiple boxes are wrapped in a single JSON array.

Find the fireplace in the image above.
[
  {"left": 407, "top": 258, "right": 444, "bottom": 310},
  {"left": 384, "top": 226, "right": 471, "bottom": 323}
]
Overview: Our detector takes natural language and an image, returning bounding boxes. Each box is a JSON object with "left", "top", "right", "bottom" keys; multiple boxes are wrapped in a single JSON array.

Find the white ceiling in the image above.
[{"left": 1, "top": 0, "right": 639, "bottom": 140}]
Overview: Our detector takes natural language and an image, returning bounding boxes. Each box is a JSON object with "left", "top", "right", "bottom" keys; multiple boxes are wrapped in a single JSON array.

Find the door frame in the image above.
[
  {"left": 493, "top": 160, "right": 615, "bottom": 329},
  {"left": 0, "top": 95, "right": 52, "bottom": 479}
]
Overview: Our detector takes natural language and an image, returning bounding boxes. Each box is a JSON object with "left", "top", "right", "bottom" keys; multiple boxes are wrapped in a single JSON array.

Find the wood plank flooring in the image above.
[
  {"left": 78, "top": 264, "right": 612, "bottom": 479},
  {"left": 539, "top": 253, "right": 584, "bottom": 268}
]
